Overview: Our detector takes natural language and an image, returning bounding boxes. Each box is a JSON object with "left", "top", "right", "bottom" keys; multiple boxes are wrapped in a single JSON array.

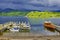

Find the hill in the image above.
[
  {"left": 26, "top": 11, "right": 60, "bottom": 18},
  {"left": 0, "top": 10, "right": 60, "bottom": 18},
  {"left": 0, "top": 11, "right": 28, "bottom": 16}
]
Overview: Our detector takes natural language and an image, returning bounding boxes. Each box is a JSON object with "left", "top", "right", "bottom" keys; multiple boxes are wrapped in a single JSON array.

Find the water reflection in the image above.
[{"left": 29, "top": 18, "right": 60, "bottom": 35}]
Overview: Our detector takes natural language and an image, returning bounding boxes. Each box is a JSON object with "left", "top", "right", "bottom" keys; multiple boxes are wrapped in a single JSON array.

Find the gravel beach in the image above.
[{"left": 0, "top": 32, "right": 60, "bottom": 40}]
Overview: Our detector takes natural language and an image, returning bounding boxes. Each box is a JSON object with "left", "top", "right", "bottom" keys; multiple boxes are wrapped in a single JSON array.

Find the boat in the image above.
[
  {"left": 8, "top": 22, "right": 31, "bottom": 32},
  {"left": 0, "top": 21, "right": 31, "bottom": 32},
  {"left": 20, "top": 22, "right": 31, "bottom": 30},
  {"left": 44, "top": 21, "right": 56, "bottom": 29},
  {"left": 0, "top": 24, "right": 4, "bottom": 30},
  {"left": 9, "top": 27, "right": 19, "bottom": 32},
  {"left": 9, "top": 24, "right": 20, "bottom": 32}
]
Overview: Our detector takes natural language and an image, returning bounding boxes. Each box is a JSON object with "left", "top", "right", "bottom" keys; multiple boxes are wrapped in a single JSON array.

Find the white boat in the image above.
[
  {"left": 10, "top": 27, "right": 19, "bottom": 32},
  {"left": 21, "top": 22, "right": 31, "bottom": 29},
  {"left": 3, "top": 21, "right": 31, "bottom": 32},
  {"left": 9, "top": 24, "right": 20, "bottom": 32}
]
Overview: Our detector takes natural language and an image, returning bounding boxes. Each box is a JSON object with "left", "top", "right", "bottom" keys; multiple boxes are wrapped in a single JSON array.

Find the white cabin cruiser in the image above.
[
  {"left": 9, "top": 22, "right": 31, "bottom": 32},
  {"left": 10, "top": 28, "right": 19, "bottom": 32},
  {"left": 21, "top": 22, "right": 31, "bottom": 30},
  {"left": 9, "top": 25, "right": 20, "bottom": 32}
]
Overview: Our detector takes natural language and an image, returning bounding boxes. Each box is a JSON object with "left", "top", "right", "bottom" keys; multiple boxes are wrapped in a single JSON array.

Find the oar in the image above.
[
  {"left": 55, "top": 26, "right": 60, "bottom": 32},
  {"left": 46, "top": 24, "right": 60, "bottom": 33},
  {"left": 50, "top": 24, "right": 60, "bottom": 32}
]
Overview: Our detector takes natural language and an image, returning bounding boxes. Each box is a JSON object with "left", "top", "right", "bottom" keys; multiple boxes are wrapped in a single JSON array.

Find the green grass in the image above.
[
  {"left": 0, "top": 11, "right": 28, "bottom": 16},
  {"left": 0, "top": 11, "right": 60, "bottom": 18},
  {"left": 26, "top": 11, "right": 60, "bottom": 18}
]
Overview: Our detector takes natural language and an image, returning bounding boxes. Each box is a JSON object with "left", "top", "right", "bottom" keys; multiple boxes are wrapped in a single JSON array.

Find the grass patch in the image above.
[{"left": 26, "top": 11, "right": 60, "bottom": 18}]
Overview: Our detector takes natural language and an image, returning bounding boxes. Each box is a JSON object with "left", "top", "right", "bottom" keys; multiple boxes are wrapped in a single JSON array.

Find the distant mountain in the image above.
[
  {"left": 50, "top": 10, "right": 60, "bottom": 12},
  {"left": 0, "top": 8, "right": 60, "bottom": 12},
  {"left": 1, "top": 8, "right": 16, "bottom": 12},
  {"left": 0, "top": 8, "right": 41, "bottom": 12},
  {"left": 0, "top": 9, "right": 3, "bottom": 12}
]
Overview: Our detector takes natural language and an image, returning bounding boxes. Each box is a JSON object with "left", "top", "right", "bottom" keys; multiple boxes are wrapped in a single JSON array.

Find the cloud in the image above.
[
  {"left": 48, "top": 0, "right": 60, "bottom": 6},
  {"left": 0, "top": 0, "right": 60, "bottom": 11}
]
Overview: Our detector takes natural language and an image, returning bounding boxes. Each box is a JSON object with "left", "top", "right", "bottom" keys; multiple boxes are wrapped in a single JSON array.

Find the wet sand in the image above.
[
  {"left": 0, "top": 32, "right": 60, "bottom": 40},
  {"left": 0, "top": 35, "right": 60, "bottom": 40}
]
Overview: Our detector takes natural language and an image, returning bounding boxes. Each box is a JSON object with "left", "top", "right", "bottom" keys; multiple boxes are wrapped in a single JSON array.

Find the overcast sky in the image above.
[{"left": 0, "top": 0, "right": 60, "bottom": 11}]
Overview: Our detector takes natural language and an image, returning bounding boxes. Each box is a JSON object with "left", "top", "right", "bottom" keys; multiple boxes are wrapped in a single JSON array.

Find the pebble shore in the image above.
[{"left": 0, "top": 32, "right": 60, "bottom": 40}]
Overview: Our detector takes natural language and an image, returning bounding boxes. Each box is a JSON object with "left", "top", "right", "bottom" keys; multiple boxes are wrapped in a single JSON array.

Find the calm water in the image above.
[
  {"left": 0, "top": 16, "right": 29, "bottom": 24},
  {"left": 29, "top": 18, "right": 60, "bottom": 35},
  {"left": 0, "top": 16, "right": 60, "bottom": 35}
]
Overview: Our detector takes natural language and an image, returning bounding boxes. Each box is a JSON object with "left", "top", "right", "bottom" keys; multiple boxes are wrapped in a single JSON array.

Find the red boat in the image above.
[{"left": 44, "top": 21, "right": 56, "bottom": 29}]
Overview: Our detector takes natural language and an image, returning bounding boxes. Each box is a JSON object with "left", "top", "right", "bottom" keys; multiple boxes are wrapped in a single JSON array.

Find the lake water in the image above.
[{"left": 0, "top": 16, "right": 60, "bottom": 35}]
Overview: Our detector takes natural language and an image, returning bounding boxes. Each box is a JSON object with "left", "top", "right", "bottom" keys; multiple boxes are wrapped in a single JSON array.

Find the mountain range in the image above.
[{"left": 0, "top": 8, "right": 60, "bottom": 12}]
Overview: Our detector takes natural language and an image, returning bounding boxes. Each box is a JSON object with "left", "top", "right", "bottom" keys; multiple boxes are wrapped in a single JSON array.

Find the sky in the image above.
[{"left": 0, "top": 0, "right": 60, "bottom": 11}]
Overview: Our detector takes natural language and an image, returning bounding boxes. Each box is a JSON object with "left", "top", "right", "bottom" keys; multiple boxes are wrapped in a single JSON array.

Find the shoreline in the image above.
[
  {"left": 0, "top": 32, "right": 60, "bottom": 40},
  {"left": 0, "top": 34, "right": 60, "bottom": 40}
]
